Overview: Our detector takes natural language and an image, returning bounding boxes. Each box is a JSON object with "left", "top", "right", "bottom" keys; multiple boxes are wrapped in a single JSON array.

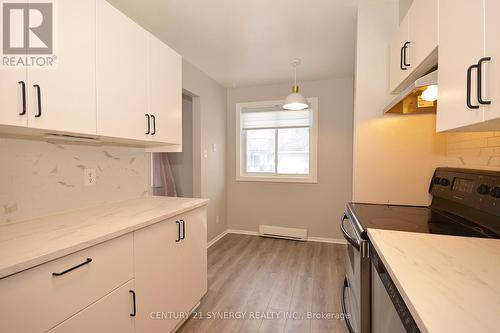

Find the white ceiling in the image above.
[{"left": 108, "top": 0, "right": 359, "bottom": 88}]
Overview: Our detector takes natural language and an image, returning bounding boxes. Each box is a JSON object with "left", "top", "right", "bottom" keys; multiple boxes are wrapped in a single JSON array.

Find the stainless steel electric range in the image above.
[{"left": 339, "top": 168, "right": 500, "bottom": 333}]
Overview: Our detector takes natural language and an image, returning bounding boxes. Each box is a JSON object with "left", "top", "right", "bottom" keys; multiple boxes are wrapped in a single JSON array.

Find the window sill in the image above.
[{"left": 236, "top": 175, "right": 317, "bottom": 184}]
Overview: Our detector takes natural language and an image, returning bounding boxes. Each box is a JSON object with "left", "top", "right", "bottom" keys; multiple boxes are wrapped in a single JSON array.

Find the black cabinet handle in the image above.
[
  {"left": 477, "top": 57, "right": 491, "bottom": 105},
  {"left": 34, "top": 84, "right": 42, "bottom": 117},
  {"left": 467, "top": 64, "right": 480, "bottom": 109},
  {"left": 151, "top": 115, "right": 156, "bottom": 135},
  {"left": 18, "top": 81, "right": 26, "bottom": 115},
  {"left": 145, "top": 114, "right": 150, "bottom": 134},
  {"left": 180, "top": 219, "right": 185, "bottom": 240},
  {"left": 129, "top": 290, "right": 136, "bottom": 317},
  {"left": 175, "top": 221, "right": 181, "bottom": 242},
  {"left": 403, "top": 42, "right": 411, "bottom": 67},
  {"left": 400, "top": 45, "right": 406, "bottom": 70},
  {"left": 52, "top": 258, "right": 92, "bottom": 276}
]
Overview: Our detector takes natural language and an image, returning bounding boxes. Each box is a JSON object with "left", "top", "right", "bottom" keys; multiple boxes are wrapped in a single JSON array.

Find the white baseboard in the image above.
[
  {"left": 226, "top": 228, "right": 259, "bottom": 236},
  {"left": 207, "top": 230, "right": 229, "bottom": 249},
  {"left": 307, "top": 236, "right": 347, "bottom": 245},
  {"left": 225, "top": 228, "right": 346, "bottom": 245}
]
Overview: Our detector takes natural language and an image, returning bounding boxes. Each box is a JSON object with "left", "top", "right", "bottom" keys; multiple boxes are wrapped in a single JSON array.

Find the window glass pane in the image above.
[
  {"left": 277, "top": 127, "right": 309, "bottom": 175},
  {"left": 245, "top": 129, "right": 276, "bottom": 173}
]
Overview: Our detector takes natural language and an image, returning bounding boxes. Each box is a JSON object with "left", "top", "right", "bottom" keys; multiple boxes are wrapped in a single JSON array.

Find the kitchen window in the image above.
[{"left": 235, "top": 98, "right": 318, "bottom": 183}]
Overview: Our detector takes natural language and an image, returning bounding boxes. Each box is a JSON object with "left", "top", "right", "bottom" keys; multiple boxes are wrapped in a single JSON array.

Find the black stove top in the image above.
[
  {"left": 346, "top": 168, "right": 500, "bottom": 240},
  {"left": 347, "top": 203, "right": 499, "bottom": 239}
]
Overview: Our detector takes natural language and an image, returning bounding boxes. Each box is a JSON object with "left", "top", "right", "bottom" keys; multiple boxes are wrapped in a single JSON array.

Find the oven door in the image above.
[{"left": 340, "top": 212, "right": 370, "bottom": 333}]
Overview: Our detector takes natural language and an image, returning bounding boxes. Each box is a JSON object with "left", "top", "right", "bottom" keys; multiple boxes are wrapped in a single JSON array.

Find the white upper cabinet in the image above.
[
  {"left": 147, "top": 34, "right": 182, "bottom": 145},
  {"left": 389, "top": 14, "right": 410, "bottom": 93},
  {"left": 96, "top": 0, "right": 149, "bottom": 141},
  {"left": 0, "top": 68, "right": 27, "bottom": 128},
  {"left": 437, "top": 0, "right": 484, "bottom": 131},
  {"left": 437, "top": 0, "right": 500, "bottom": 131},
  {"left": 389, "top": 0, "right": 438, "bottom": 93},
  {"left": 28, "top": 0, "right": 96, "bottom": 135},
  {"left": 0, "top": 0, "right": 183, "bottom": 149},
  {"left": 408, "top": 0, "right": 438, "bottom": 69},
  {"left": 483, "top": 0, "right": 500, "bottom": 123}
]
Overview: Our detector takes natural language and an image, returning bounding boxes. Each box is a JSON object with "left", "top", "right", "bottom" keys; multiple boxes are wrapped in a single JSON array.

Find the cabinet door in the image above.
[
  {"left": 134, "top": 218, "right": 183, "bottom": 333},
  {"left": 148, "top": 34, "right": 182, "bottom": 144},
  {"left": 408, "top": 0, "right": 438, "bottom": 68},
  {"left": 389, "top": 14, "right": 410, "bottom": 93},
  {"left": 0, "top": 69, "right": 28, "bottom": 128},
  {"left": 176, "top": 207, "right": 208, "bottom": 313},
  {"left": 96, "top": 0, "right": 148, "bottom": 141},
  {"left": 27, "top": 0, "right": 96, "bottom": 135},
  {"left": 437, "top": 0, "right": 484, "bottom": 131},
  {"left": 483, "top": 0, "right": 500, "bottom": 122},
  {"left": 47, "top": 280, "right": 135, "bottom": 333}
]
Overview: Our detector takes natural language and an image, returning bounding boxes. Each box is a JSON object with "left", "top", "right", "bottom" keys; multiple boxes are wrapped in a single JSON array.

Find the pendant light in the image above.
[{"left": 283, "top": 59, "right": 309, "bottom": 110}]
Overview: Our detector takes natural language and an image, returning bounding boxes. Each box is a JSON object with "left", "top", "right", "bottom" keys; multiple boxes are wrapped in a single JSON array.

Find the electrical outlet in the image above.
[
  {"left": 216, "top": 215, "right": 220, "bottom": 224},
  {"left": 84, "top": 168, "right": 96, "bottom": 186}
]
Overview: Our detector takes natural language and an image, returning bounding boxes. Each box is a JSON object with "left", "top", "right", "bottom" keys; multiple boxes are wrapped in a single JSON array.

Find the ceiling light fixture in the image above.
[{"left": 283, "top": 59, "right": 309, "bottom": 111}]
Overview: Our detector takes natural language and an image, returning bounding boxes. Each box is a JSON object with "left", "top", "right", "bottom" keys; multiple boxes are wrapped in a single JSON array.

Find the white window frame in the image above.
[{"left": 235, "top": 97, "right": 318, "bottom": 183}]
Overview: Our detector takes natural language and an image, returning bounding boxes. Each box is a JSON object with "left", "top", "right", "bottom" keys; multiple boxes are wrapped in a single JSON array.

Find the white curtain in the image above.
[{"left": 151, "top": 153, "right": 177, "bottom": 197}]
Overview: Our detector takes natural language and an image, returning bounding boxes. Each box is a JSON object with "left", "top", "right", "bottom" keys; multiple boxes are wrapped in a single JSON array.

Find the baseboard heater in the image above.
[{"left": 258, "top": 225, "right": 307, "bottom": 241}]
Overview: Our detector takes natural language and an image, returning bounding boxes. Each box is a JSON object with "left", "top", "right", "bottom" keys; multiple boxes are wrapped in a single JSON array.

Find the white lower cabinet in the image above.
[
  {"left": 0, "top": 205, "right": 207, "bottom": 333},
  {"left": 47, "top": 280, "right": 136, "bottom": 333},
  {"left": 134, "top": 206, "right": 208, "bottom": 333},
  {"left": 0, "top": 233, "right": 133, "bottom": 333}
]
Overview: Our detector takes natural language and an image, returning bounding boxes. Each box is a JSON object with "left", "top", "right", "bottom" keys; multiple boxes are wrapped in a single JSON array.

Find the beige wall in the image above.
[
  {"left": 226, "top": 78, "right": 354, "bottom": 240},
  {"left": 399, "top": 0, "right": 413, "bottom": 22},
  {"left": 169, "top": 95, "right": 194, "bottom": 197},
  {"left": 353, "top": 0, "right": 448, "bottom": 206},
  {"left": 182, "top": 60, "right": 227, "bottom": 242},
  {"left": 0, "top": 137, "right": 150, "bottom": 224},
  {"left": 445, "top": 132, "right": 500, "bottom": 171}
]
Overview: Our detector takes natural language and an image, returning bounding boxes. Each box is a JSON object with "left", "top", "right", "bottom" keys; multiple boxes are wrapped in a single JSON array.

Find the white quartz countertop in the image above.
[
  {"left": 368, "top": 229, "right": 500, "bottom": 333},
  {"left": 0, "top": 196, "right": 208, "bottom": 279}
]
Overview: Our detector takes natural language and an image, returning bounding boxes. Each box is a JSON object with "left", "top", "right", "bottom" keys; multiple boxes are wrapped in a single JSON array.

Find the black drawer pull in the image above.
[
  {"left": 129, "top": 290, "right": 136, "bottom": 317},
  {"left": 467, "top": 64, "right": 480, "bottom": 109},
  {"left": 477, "top": 57, "right": 491, "bottom": 105},
  {"left": 34, "top": 84, "right": 42, "bottom": 117},
  {"left": 400, "top": 45, "right": 406, "bottom": 70},
  {"left": 145, "top": 114, "right": 150, "bottom": 135},
  {"left": 151, "top": 114, "right": 156, "bottom": 135},
  {"left": 175, "top": 221, "right": 181, "bottom": 242},
  {"left": 18, "top": 81, "right": 26, "bottom": 115},
  {"left": 403, "top": 41, "right": 411, "bottom": 67},
  {"left": 180, "top": 219, "right": 185, "bottom": 240},
  {"left": 52, "top": 258, "right": 92, "bottom": 276}
]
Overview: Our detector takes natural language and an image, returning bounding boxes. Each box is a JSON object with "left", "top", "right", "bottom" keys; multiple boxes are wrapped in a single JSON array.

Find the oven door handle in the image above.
[
  {"left": 340, "top": 213, "right": 360, "bottom": 251},
  {"left": 341, "top": 277, "right": 356, "bottom": 333}
]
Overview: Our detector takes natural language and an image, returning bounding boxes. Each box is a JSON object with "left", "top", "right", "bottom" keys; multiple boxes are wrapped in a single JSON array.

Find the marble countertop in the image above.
[
  {"left": 368, "top": 229, "right": 500, "bottom": 333},
  {"left": 0, "top": 196, "right": 208, "bottom": 279}
]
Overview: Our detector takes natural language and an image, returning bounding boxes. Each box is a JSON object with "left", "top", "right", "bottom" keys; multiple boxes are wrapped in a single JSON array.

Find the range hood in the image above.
[{"left": 384, "top": 70, "right": 437, "bottom": 114}]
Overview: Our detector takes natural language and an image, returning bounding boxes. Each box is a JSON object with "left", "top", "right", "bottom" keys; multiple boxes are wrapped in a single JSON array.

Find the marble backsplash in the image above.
[
  {"left": 446, "top": 132, "right": 500, "bottom": 171},
  {"left": 0, "top": 137, "right": 150, "bottom": 224}
]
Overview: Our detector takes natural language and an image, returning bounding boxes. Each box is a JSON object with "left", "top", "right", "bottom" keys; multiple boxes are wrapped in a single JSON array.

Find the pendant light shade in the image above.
[{"left": 283, "top": 59, "right": 308, "bottom": 111}]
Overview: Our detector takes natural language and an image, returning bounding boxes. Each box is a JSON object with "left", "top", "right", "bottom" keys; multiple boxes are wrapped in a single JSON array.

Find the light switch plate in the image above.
[{"left": 84, "top": 168, "right": 96, "bottom": 186}]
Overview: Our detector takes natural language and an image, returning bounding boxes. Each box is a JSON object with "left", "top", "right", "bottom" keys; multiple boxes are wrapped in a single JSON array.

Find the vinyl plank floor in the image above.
[{"left": 178, "top": 234, "right": 349, "bottom": 333}]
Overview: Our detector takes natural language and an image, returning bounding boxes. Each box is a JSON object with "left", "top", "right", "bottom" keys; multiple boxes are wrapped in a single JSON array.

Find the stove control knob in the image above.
[
  {"left": 490, "top": 187, "right": 500, "bottom": 199},
  {"left": 433, "top": 177, "right": 441, "bottom": 184},
  {"left": 477, "top": 184, "right": 491, "bottom": 195},
  {"left": 439, "top": 178, "right": 450, "bottom": 186}
]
